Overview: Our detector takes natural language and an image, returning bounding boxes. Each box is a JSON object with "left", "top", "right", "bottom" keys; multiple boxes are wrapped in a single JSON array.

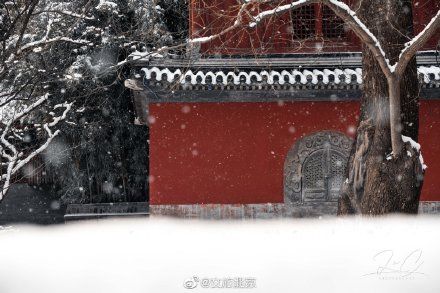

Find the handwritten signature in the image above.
[{"left": 363, "top": 249, "right": 426, "bottom": 280}]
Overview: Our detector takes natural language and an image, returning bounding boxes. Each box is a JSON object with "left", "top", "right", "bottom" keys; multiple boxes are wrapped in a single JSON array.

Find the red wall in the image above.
[{"left": 149, "top": 100, "right": 440, "bottom": 205}]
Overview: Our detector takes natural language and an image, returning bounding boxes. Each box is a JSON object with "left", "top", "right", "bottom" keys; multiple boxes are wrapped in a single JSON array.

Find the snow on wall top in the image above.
[{"left": 140, "top": 66, "right": 440, "bottom": 86}]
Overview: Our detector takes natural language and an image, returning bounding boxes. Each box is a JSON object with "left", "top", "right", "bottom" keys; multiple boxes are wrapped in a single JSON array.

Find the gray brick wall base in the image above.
[
  {"left": 418, "top": 201, "right": 440, "bottom": 214},
  {"left": 150, "top": 201, "right": 440, "bottom": 219}
]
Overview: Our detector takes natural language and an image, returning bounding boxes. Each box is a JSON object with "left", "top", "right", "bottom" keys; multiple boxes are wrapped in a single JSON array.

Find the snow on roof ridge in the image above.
[
  {"left": 418, "top": 66, "right": 440, "bottom": 84},
  {"left": 140, "top": 65, "right": 440, "bottom": 86}
]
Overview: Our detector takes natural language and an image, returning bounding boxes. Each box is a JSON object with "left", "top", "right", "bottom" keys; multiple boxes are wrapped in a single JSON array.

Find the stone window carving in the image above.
[{"left": 284, "top": 131, "right": 353, "bottom": 204}]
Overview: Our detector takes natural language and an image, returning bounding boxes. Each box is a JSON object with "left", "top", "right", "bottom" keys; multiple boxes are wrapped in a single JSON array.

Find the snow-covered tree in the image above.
[
  {"left": 42, "top": 0, "right": 187, "bottom": 204},
  {"left": 0, "top": 0, "right": 91, "bottom": 199},
  {"left": 0, "top": 0, "right": 187, "bottom": 202}
]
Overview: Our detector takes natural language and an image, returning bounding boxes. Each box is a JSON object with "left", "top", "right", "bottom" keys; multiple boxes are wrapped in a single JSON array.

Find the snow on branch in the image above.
[
  {"left": 32, "top": 10, "right": 95, "bottom": 20},
  {"left": 395, "top": 9, "right": 440, "bottom": 76},
  {"left": 18, "top": 36, "right": 91, "bottom": 55},
  {"left": 0, "top": 94, "right": 50, "bottom": 163},
  {"left": 402, "top": 135, "right": 427, "bottom": 170},
  {"left": 249, "top": 0, "right": 311, "bottom": 28},
  {"left": 119, "top": 1, "right": 254, "bottom": 65},
  {"left": 5, "top": 11, "right": 91, "bottom": 65},
  {"left": 0, "top": 96, "right": 72, "bottom": 201},
  {"left": 322, "top": 0, "right": 393, "bottom": 75}
]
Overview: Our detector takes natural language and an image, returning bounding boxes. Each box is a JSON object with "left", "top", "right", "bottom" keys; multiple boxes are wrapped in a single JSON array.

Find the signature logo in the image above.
[
  {"left": 183, "top": 276, "right": 199, "bottom": 289},
  {"left": 183, "top": 276, "right": 256, "bottom": 289},
  {"left": 363, "top": 249, "right": 426, "bottom": 280}
]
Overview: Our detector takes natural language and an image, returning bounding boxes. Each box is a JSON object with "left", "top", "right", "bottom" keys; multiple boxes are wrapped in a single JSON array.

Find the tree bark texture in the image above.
[{"left": 337, "top": 0, "right": 424, "bottom": 215}]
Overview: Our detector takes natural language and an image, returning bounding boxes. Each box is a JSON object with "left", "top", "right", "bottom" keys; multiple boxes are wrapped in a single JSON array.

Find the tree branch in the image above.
[
  {"left": 32, "top": 10, "right": 95, "bottom": 20},
  {"left": 0, "top": 98, "right": 72, "bottom": 200},
  {"left": 321, "top": 0, "right": 392, "bottom": 77},
  {"left": 394, "top": 9, "right": 440, "bottom": 76}
]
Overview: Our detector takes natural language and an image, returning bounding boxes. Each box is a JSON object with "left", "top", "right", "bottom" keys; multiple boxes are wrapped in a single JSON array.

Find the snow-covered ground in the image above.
[{"left": 0, "top": 216, "right": 440, "bottom": 293}]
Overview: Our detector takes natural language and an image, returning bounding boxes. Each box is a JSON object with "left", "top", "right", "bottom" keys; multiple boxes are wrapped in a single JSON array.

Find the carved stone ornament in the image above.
[{"left": 284, "top": 131, "right": 353, "bottom": 204}]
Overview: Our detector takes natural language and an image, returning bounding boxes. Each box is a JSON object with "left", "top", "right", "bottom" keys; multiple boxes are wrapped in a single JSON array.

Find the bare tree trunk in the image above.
[
  {"left": 338, "top": 0, "right": 424, "bottom": 215},
  {"left": 388, "top": 76, "right": 403, "bottom": 155}
]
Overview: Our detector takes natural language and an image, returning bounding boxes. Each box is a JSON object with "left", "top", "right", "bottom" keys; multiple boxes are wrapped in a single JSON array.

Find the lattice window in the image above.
[
  {"left": 303, "top": 151, "right": 325, "bottom": 189},
  {"left": 302, "top": 148, "right": 348, "bottom": 202},
  {"left": 292, "top": 5, "right": 316, "bottom": 39},
  {"left": 291, "top": 4, "right": 347, "bottom": 40},
  {"left": 303, "top": 150, "right": 326, "bottom": 202},
  {"left": 322, "top": 6, "right": 345, "bottom": 39}
]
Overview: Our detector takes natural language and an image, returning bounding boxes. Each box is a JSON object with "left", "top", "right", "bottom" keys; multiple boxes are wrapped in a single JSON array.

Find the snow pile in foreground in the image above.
[{"left": 0, "top": 216, "right": 440, "bottom": 293}]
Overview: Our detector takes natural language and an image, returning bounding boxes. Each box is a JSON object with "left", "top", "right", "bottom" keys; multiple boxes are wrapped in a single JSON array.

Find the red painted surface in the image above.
[
  {"left": 190, "top": 0, "right": 439, "bottom": 55},
  {"left": 413, "top": 0, "right": 440, "bottom": 48},
  {"left": 419, "top": 100, "right": 440, "bottom": 201},
  {"left": 149, "top": 100, "right": 440, "bottom": 204}
]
